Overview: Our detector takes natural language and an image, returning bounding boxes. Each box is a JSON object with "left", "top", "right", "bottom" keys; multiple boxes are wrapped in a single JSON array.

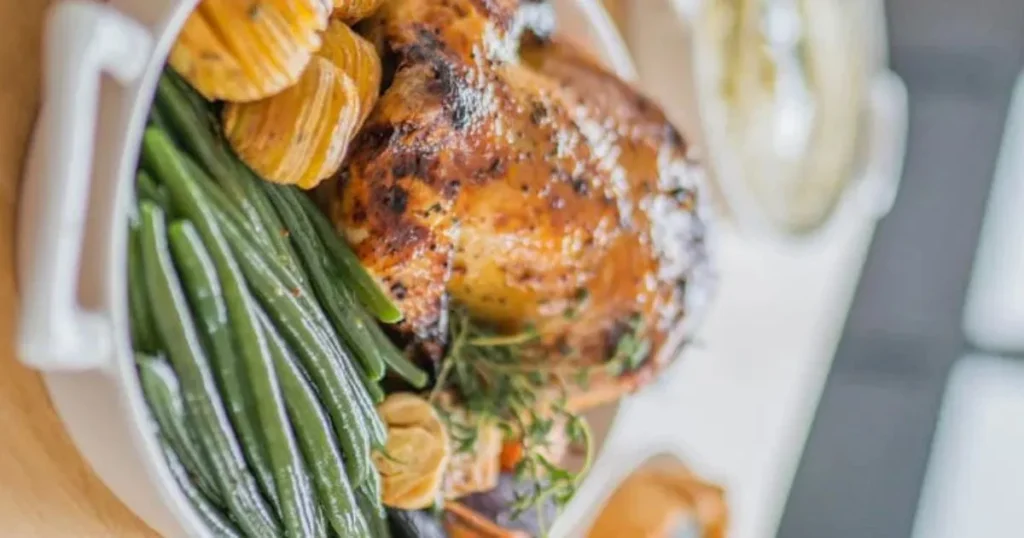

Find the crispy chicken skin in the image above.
[{"left": 329, "top": 0, "right": 712, "bottom": 382}]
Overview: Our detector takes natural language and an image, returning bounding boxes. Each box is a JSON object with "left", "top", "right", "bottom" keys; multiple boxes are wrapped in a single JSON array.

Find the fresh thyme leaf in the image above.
[
  {"left": 434, "top": 307, "right": 596, "bottom": 519},
  {"left": 566, "top": 414, "right": 585, "bottom": 442},
  {"left": 574, "top": 366, "right": 591, "bottom": 390},
  {"left": 627, "top": 338, "right": 653, "bottom": 371},
  {"left": 603, "top": 314, "right": 652, "bottom": 376}
]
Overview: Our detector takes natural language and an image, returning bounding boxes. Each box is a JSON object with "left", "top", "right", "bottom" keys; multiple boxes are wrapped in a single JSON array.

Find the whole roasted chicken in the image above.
[{"left": 328, "top": 0, "right": 712, "bottom": 405}]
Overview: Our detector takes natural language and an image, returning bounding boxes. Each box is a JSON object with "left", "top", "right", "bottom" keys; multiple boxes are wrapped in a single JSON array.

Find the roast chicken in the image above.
[{"left": 327, "top": 0, "right": 713, "bottom": 401}]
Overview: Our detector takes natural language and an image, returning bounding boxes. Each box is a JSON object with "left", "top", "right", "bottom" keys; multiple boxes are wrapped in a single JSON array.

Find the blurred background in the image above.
[{"left": 594, "top": 1, "right": 1024, "bottom": 537}]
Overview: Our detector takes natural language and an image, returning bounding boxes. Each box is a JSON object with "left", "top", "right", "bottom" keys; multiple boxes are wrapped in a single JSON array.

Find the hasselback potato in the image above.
[
  {"left": 318, "top": 19, "right": 382, "bottom": 123},
  {"left": 332, "top": 0, "right": 386, "bottom": 23},
  {"left": 222, "top": 56, "right": 361, "bottom": 188},
  {"left": 170, "top": 0, "right": 329, "bottom": 102}
]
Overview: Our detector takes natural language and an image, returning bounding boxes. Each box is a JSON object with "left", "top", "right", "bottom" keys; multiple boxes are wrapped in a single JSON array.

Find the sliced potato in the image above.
[
  {"left": 375, "top": 394, "right": 451, "bottom": 510},
  {"left": 332, "top": 0, "right": 385, "bottom": 23},
  {"left": 318, "top": 19, "right": 382, "bottom": 123},
  {"left": 222, "top": 56, "right": 361, "bottom": 188},
  {"left": 170, "top": 0, "right": 328, "bottom": 102}
]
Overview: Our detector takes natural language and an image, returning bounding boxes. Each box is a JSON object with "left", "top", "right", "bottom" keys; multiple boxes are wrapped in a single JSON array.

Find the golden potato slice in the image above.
[
  {"left": 169, "top": 0, "right": 328, "bottom": 102},
  {"left": 332, "top": 0, "right": 385, "bottom": 23},
  {"left": 223, "top": 56, "right": 361, "bottom": 188},
  {"left": 374, "top": 394, "right": 451, "bottom": 510},
  {"left": 296, "top": 64, "right": 361, "bottom": 188},
  {"left": 318, "top": 19, "right": 382, "bottom": 124},
  {"left": 171, "top": 11, "right": 252, "bottom": 101}
]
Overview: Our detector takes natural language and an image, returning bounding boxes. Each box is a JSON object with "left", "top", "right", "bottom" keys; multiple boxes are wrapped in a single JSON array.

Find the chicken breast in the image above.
[{"left": 328, "top": 0, "right": 712, "bottom": 380}]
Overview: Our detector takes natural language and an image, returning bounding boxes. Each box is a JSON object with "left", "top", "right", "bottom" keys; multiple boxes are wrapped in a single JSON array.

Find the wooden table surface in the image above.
[{"left": 0, "top": 0, "right": 155, "bottom": 535}]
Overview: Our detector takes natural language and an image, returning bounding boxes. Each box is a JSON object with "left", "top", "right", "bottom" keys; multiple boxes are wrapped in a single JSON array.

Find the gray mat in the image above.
[{"left": 776, "top": 1, "right": 1024, "bottom": 537}]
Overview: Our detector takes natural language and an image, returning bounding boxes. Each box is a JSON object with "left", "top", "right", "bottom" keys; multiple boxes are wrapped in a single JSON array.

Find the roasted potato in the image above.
[
  {"left": 222, "top": 55, "right": 362, "bottom": 188},
  {"left": 318, "top": 19, "right": 382, "bottom": 123},
  {"left": 332, "top": 0, "right": 386, "bottom": 23},
  {"left": 170, "top": 0, "right": 329, "bottom": 102}
]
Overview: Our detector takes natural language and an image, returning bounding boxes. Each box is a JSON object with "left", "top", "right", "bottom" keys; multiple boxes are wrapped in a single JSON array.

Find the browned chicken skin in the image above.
[{"left": 329, "top": 0, "right": 712, "bottom": 395}]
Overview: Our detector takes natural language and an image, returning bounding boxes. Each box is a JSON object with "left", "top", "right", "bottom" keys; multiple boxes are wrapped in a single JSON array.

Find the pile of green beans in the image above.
[{"left": 130, "top": 70, "right": 430, "bottom": 537}]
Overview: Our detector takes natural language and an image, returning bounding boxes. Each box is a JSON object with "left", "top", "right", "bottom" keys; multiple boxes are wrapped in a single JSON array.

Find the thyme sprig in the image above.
[
  {"left": 430, "top": 308, "right": 653, "bottom": 535},
  {"left": 429, "top": 308, "right": 596, "bottom": 530}
]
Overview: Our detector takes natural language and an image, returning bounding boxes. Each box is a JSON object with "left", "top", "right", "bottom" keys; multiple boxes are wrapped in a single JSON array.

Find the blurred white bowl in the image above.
[{"left": 610, "top": 0, "right": 908, "bottom": 244}]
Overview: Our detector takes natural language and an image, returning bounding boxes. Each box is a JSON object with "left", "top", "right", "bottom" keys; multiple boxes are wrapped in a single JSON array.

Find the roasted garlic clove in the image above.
[
  {"left": 170, "top": 0, "right": 328, "bottom": 102},
  {"left": 318, "top": 19, "right": 382, "bottom": 124},
  {"left": 375, "top": 393, "right": 452, "bottom": 510},
  {"left": 222, "top": 56, "right": 361, "bottom": 188},
  {"left": 332, "top": 0, "right": 386, "bottom": 23}
]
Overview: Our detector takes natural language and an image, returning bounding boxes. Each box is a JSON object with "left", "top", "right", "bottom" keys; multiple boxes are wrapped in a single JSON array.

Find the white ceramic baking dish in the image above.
[{"left": 15, "top": 1, "right": 651, "bottom": 536}]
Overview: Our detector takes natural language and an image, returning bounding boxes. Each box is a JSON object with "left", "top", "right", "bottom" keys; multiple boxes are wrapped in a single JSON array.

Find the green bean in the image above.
[
  {"left": 265, "top": 185, "right": 385, "bottom": 381},
  {"left": 165, "top": 222, "right": 278, "bottom": 512},
  {"left": 156, "top": 70, "right": 305, "bottom": 282},
  {"left": 182, "top": 157, "right": 250, "bottom": 236},
  {"left": 136, "top": 354, "right": 220, "bottom": 502},
  {"left": 294, "top": 193, "right": 403, "bottom": 324},
  {"left": 341, "top": 351, "right": 387, "bottom": 450},
  {"left": 128, "top": 221, "right": 160, "bottom": 355},
  {"left": 137, "top": 202, "right": 279, "bottom": 538},
  {"left": 180, "top": 157, "right": 317, "bottom": 294},
  {"left": 356, "top": 473, "right": 390, "bottom": 538},
  {"left": 222, "top": 212, "right": 375, "bottom": 484},
  {"left": 276, "top": 186, "right": 428, "bottom": 395},
  {"left": 148, "top": 103, "right": 173, "bottom": 140},
  {"left": 160, "top": 439, "right": 244, "bottom": 538},
  {"left": 259, "top": 309, "right": 370, "bottom": 538},
  {"left": 170, "top": 220, "right": 321, "bottom": 538},
  {"left": 155, "top": 73, "right": 270, "bottom": 233},
  {"left": 143, "top": 128, "right": 379, "bottom": 486},
  {"left": 364, "top": 311, "right": 428, "bottom": 390},
  {"left": 136, "top": 170, "right": 169, "bottom": 210},
  {"left": 166, "top": 218, "right": 279, "bottom": 513},
  {"left": 360, "top": 367, "right": 386, "bottom": 405}
]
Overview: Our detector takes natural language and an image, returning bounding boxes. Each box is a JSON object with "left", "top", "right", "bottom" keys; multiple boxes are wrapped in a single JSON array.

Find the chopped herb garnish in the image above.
[{"left": 429, "top": 308, "right": 596, "bottom": 535}]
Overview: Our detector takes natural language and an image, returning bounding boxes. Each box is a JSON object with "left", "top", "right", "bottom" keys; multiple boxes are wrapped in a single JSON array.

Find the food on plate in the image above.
[
  {"left": 318, "top": 19, "right": 383, "bottom": 123},
  {"left": 333, "top": 0, "right": 710, "bottom": 403},
  {"left": 170, "top": 0, "right": 329, "bottom": 102},
  {"left": 435, "top": 392, "right": 505, "bottom": 500},
  {"left": 135, "top": 200, "right": 282, "bottom": 537},
  {"left": 223, "top": 56, "right": 362, "bottom": 188},
  {"left": 332, "top": 0, "right": 386, "bottom": 24},
  {"left": 223, "top": 18, "right": 383, "bottom": 188},
  {"left": 136, "top": 70, "right": 428, "bottom": 535},
  {"left": 586, "top": 458, "right": 729, "bottom": 538},
  {"left": 128, "top": 0, "right": 715, "bottom": 536},
  {"left": 374, "top": 393, "right": 451, "bottom": 509}
]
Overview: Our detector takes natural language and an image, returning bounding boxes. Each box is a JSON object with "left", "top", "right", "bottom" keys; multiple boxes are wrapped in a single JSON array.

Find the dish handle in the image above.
[
  {"left": 17, "top": 0, "right": 151, "bottom": 371},
  {"left": 854, "top": 71, "right": 910, "bottom": 219}
]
